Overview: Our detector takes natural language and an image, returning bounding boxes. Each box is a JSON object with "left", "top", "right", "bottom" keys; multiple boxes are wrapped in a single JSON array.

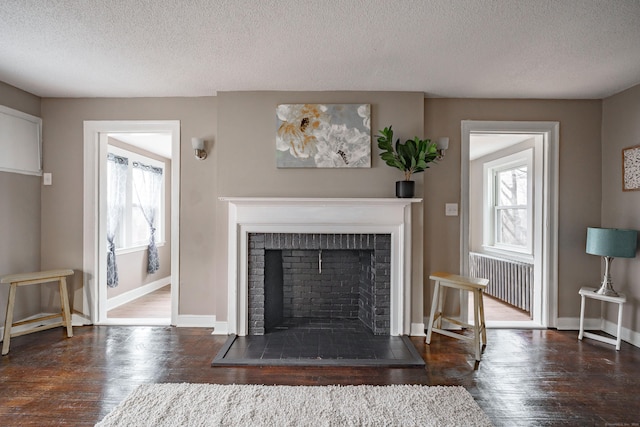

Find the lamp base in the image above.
[
  {"left": 595, "top": 280, "right": 619, "bottom": 297},
  {"left": 594, "top": 256, "right": 619, "bottom": 296}
]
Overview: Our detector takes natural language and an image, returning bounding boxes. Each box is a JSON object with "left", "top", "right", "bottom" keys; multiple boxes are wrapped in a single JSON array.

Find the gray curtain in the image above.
[
  {"left": 132, "top": 161, "right": 163, "bottom": 274},
  {"left": 106, "top": 153, "right": 128, "bottom": 287}
]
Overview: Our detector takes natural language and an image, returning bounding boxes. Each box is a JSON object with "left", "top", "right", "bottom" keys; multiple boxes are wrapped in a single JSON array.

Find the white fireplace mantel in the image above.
[{"left": 220, "top": 197, "right": 422, "bottom": 336}]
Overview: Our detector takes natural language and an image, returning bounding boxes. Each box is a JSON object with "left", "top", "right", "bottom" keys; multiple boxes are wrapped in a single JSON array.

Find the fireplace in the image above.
[
  {"left": 221, "top": 197, "right": 421, "bottom": 336},
  {"left": 248, "top": 233, "right": 391, "bottom": 335}
]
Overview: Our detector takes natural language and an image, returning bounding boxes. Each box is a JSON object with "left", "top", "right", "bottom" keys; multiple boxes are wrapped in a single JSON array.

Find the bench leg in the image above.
[
  {"left": 59, "top": 277, "right": 73, "bottom": 338},
  {"left": 478, "top": 289, "right": 487, "bottom": 346},
  {"left": 436, "top": 284, "right": 446, "bottom": 329},
  {"left": 2, "top": 283, "right": 17, "bottom": 355},
  {"left": 473, "top": 289, "right": 481, "bottom": 361},
  {"left": 426, "top": 281, "right": 440, "bottom": 344}
]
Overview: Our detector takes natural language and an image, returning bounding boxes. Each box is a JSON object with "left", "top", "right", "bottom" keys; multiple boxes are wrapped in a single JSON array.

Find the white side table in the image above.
[{"left": 578, "top": 286, "right": 626, "bottom": 350}]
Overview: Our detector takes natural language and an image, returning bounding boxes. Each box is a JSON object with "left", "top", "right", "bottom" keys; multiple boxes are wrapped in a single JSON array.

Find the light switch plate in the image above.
[
  {"left": 445, "top": 203, "right": 458, "bottom": 216},
  {"left": 43, "top": 172, "right": 52, "bottom": 186}
]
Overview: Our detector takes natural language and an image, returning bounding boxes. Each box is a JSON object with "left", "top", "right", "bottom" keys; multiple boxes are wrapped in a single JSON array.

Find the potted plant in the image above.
[{"left": 376, "top": 125, "right": 439, "bottom": 198}]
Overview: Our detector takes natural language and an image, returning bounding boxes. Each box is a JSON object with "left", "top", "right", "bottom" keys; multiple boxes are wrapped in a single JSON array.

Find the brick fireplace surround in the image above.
[{"left": 221, "top": 198, "right": 421, "bottom": 336}]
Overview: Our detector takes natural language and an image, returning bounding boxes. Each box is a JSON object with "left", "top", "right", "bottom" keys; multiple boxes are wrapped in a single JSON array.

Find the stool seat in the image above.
[
  {"left": 426, "top": 271, "right": 488, "bottom": 361},
  {"left": 1, "top": 269, "right": 74, "bottom": 355}
]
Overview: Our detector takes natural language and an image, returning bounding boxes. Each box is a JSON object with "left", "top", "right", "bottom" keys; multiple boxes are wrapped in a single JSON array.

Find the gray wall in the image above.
[
  {"left": 11, "top": 84, "right": 640, "bottom": 339},
  {"left": 424, "top": 98, "right": 603, "bottom": 321},
  {"left": 602, "top": 84, "right": 640, "bottom": 331},
  {"left": 0, "top": 82, "right": 42, "bottom": 325},
  {"left": 40, "top": 97, "right": 217, "bottom": 315}
]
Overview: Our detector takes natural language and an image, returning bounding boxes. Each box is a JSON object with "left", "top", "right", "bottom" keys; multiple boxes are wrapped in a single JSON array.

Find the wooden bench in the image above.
[
  {"left": 1, "top": 269, "right": 74, "bottom": 355},
  {"left": 426, "top": 271, "right": 489, "bottom": 361}
]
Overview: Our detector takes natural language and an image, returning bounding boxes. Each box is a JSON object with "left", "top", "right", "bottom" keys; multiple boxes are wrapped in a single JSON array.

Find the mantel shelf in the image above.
[{"left": 219, "top": 197, "right": 422, "bottom": 205}]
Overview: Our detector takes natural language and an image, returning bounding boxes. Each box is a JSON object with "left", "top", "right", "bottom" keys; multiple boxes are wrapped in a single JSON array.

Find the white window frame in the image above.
[
  {"left": 107, "top": 145, "right": 166, "bottom": 254},
  {"left": 483, "top": 148, "right": 534, "bottom": 259}
]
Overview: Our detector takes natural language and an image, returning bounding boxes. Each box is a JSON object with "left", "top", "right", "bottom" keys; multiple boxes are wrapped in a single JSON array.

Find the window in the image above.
[
  {"left": 107, "top": 146, "right": 165, "bottom": 251},
  {"left": 483, "top": 149, "right": 533, "bottom": 256}
]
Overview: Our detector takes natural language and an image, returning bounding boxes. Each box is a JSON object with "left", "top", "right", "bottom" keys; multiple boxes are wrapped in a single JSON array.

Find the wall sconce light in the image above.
[
  {"left": 436, "top": 137, "right": 449, "bottom": 160},
  {"left": 586, "top": 227, "right": 637, "bottom": 296},
  {"left": 191, "top": 137, "right": 207, "bottom": 160}
]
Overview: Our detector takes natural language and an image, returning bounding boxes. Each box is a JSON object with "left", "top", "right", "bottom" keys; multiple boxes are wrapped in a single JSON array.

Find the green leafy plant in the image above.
[{"left": 376, "top": 125, "right": 438, "bottom": 181}]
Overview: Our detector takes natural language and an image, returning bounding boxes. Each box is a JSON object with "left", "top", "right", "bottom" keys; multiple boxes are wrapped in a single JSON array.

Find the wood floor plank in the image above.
[{"left": 0, "top": 326, "right": 639, "bottom": 426}]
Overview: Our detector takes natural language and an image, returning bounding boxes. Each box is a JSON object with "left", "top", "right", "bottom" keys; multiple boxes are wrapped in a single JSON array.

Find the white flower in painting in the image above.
[
  {"left": 314, "top": 124, "right": 371, "bottom": 168},
  {"left": 357, "top": 104, "right": 371, "bottom": 130},
  {"left": 276, "top": 104, "right": 329, "bottom": 159}
]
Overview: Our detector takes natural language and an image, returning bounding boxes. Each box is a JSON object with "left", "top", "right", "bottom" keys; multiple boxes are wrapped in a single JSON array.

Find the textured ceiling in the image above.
[{"left": 1, "top": 0, "right": 639, "bottom": 99}]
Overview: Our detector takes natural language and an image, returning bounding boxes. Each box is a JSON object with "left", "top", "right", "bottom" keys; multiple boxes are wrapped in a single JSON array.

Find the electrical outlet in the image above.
[
  {"left": 43, "top": 173, "right": 52, "bottom": 186},
  {"left": 445, "top": 203, "right": 458, "bottom": 216}
]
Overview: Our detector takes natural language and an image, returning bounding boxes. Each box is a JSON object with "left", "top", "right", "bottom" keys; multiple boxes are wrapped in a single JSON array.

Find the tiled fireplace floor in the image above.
[{"left": 211, "top": 318, "right": 425, "bottom": 367}]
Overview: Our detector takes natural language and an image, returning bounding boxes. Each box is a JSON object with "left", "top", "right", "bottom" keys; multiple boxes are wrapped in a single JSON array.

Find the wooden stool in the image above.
[
  {"left": 426, "top": 272, "right": 489, "bottom": 361},
  {"left": 1, "top": 269, "right": 74, "bottom": 355}
]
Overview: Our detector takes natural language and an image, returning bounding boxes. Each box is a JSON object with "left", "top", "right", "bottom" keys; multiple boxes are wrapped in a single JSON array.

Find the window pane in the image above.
[
  {"left": 496, "top": 208, "right": 527, "bottom": 246},
  {"left": 131, "top": 204, "right": 150, "bottom": 246},
  {"left": 106, "top": 154, "right": 128, "bottom": 249},
  {"left": 497, "top": 166, "right": 527, "bottom": 206},
  {"left": 132, "top": 163, "right": 163, "bottom": 245}
]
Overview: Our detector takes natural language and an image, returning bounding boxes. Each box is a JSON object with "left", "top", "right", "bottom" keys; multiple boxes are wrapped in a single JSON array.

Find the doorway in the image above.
[
  {"left": 461, "top": 121, "right": 559, "bottom": 328},
  {"left": 82, "top": 121, "right": 180, "bottom": 325}
]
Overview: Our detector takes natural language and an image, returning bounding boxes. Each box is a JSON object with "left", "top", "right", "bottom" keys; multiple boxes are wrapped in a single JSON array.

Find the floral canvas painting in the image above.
[{"left": 276, "top": 103, "right": 371, "bottom": 168}]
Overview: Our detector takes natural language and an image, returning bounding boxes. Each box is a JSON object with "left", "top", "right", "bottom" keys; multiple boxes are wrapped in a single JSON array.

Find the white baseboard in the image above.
[
  {"left": 101, "top": 317, "right": 170, "bottom": 326},
  {"left": 176, "top": 314, "right": 216, "bottom": 328},
  {"left": 0, "top": 312, "right": 72, "bottom": 341},
  {"left": 211, "top": 321, "right": 229, "bottom": 335},
  {"left": 423, "top": 315, "right": 462, "bottom": 332},
  {"left": 1, "top": 312, "right": 112, "bottom": 339},
  {"left": 8, "top": 312, "right": 639, "bottom": 348},
  {"left": 557, "top": 316, "right": 640, "bottom": 349},
  {"left": 72, "top": 313, "right": 92, "bottom": 326},
  {"left": 410, "top": 322, "right": 426, "bottom": 336},
  {"left": 106, "top": 276, "right": 170, "bottom": 310},
  {"left": 174, "top": 317, "right": 228, "bottom": 335},
  {"left": 556, "top": 316, "right": 599, "bottom": 330}
]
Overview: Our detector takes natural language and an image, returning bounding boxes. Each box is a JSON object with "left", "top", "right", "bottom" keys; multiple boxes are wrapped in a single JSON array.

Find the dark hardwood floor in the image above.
[{"left": 1, "top": 326, "right": 639, "bottom": 426}]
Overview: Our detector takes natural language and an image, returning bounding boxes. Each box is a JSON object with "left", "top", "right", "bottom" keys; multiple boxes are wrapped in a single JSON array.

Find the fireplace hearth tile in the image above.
[{"left": 211, "top": 319, "right": 425, "bottom": 367}]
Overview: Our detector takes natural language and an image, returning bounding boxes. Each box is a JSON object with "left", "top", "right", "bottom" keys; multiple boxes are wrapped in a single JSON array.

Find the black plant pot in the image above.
[{"left": 395, "top": 180, "right": 415, "bottom": 198}]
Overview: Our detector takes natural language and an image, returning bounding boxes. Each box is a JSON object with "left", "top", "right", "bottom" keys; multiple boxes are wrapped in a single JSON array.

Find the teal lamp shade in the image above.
[
  {"left": 586, "top": 228, "right": 637, "bottom": 258},
  {"left": 586, "top": 227, "right": 637, "bottom": 296}
]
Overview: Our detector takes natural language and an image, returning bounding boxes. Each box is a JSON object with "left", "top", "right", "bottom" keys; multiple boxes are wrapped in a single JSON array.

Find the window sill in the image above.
[
  {"left": 480, "top": 246, "right": 533, "bottom": 263},
  {"left": 116, "top": 242, "right": 166, "bottom": 256}
]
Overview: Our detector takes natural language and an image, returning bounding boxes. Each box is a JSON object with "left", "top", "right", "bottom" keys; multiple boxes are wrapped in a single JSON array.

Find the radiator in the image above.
[{"left": 469, "top": 252, "right": 533, "bottom": 312}]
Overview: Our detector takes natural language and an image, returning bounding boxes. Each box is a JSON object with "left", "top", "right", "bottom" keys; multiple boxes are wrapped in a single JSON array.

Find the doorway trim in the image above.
[
  {"left": 82, "top": 120, "right": 180, "bottom": 325},
  {"left": 461, "top": 121, "right": 559, "bottom": 328}
]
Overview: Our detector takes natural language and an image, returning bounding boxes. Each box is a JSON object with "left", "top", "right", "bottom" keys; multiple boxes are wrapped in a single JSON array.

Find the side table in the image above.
[{"left": 578, "top": 286, "right": 626, "bottom": 350}]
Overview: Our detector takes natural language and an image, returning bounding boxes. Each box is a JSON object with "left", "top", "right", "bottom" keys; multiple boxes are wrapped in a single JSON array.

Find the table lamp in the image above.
[{"left": 586, "top": 227, "right": 637, "bottom": 296}]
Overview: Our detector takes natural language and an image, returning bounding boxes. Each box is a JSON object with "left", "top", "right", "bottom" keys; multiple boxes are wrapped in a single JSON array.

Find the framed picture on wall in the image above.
[
  {"left": 276, "top": 103, "right": 371, "bottom": 168},
  {"left": 622, "top": 144, "right": 640, "bottom": 191}
]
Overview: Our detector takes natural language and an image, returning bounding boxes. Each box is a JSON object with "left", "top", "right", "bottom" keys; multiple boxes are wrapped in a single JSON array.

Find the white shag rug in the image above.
[{"left": 96, "top": 383, "right": 493, "bottom": 427}]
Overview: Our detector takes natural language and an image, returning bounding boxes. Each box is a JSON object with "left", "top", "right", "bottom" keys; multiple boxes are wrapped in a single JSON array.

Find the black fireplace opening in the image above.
[
  {"left": 265, "top": 248, "right": 372, "bottom": 333},
  {"left": 248, "top": 233, "right": 391, "bottom": 335}
]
